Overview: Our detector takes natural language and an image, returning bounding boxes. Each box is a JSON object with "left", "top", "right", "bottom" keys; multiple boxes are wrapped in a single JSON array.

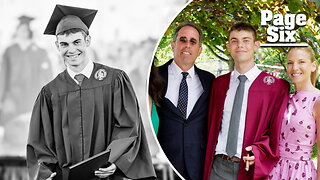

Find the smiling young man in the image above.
[
  {"left": 26, "top": 4, "right": 156, "bottom": 180},
  {"left": 155, "top": 22, "right": 215, "bottom": 180},
  {"left": 203, "top": 22, "right": 290, "bottom": 180}
]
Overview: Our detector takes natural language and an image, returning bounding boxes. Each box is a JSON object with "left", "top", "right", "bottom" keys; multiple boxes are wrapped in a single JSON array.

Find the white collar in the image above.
[
  {"left": 232, "top": 64, "right": 261, "bottom": 82},
  {"left": 171, "top": 60, "right": 196, "bottom": 79},
  {"left": 67, "top": 60, "right": 94, "bottom": 79}
]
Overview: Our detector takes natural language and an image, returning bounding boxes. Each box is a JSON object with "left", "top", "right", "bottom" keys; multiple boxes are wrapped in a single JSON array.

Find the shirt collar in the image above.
[
  {"left": 171, "top": 60, "right": 196, "bottom": 79},
  {"left": 232, "top": 64, "right": 261, "bottom": 82},
  {"left": 67, "top": 60, "right": 94, "bottom": 80}
]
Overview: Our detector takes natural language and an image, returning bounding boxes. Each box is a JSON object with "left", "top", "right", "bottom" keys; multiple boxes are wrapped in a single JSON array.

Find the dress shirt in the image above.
[
  {"left": 67, "top": 60, "right": 94, "bottom": 84},
  {"left": 215, "top": 65, "right": 261, "bottom": 158},
  {"left": 165, "top": 60, "right": 203, "bottom": 118}
]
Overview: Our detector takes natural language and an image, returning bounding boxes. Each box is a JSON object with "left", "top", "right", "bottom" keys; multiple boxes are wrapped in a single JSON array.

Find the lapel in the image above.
[
  {"left": 187, "top": 66, "right": 211, "bottom": 120},
  {"left": 159, "top": 59, "right": 212, "bottom": 121},
  {"left": 159, "top": 59, "right": 186, "bottom": 120},
  {"left": 195, "top": 66, "right": 210, "bottom": 93}
]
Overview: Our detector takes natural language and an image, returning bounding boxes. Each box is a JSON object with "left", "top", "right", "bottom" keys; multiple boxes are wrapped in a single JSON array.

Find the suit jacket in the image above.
[
  {"left": 157, "top": 59, "right": 215, "bottom": 180},
  {"left": 203, "top": 71, "right": 290, "bottom": 180}
]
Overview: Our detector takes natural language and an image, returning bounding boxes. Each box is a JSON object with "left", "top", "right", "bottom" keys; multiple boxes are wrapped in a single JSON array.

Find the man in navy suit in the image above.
[{"left": 156, "top": 22, "right": 215, "bottom": 180}]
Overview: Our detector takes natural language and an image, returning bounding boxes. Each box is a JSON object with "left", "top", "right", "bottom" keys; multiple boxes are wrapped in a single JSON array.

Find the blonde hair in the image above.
[{"left": 288, "top": 46, "right": 319, "bottom": 86}]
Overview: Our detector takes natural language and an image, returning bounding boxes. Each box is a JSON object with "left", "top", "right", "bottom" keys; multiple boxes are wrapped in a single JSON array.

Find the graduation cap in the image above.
[
  {"left": 18, "top": 15, "right": 34, "bottom": 26},
  {"left": 44, "top": 4, "right": 97, "bottom": 35}
]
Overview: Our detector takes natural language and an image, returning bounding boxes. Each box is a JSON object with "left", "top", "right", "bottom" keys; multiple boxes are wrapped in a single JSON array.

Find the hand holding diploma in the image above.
[
  {"left": 95, "top": 163, "right": 117, "bottom": 178},
  {"left": 243, "top": 146, "right": 255, "bottom": 171}
]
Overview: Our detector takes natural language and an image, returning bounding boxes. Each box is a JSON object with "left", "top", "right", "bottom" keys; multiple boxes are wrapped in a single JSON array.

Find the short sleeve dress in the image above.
[{"left": 269, "top": 91, "right": 320, "bottom": 180}]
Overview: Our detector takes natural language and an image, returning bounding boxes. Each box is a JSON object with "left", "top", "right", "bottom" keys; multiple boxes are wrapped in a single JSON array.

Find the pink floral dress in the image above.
[{"left": 269, "top": 91, "right": 320, "bottom": 180}]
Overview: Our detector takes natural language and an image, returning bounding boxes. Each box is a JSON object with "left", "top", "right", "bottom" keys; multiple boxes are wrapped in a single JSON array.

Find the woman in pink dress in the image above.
[{"left": 269, "top": 46, "right": 320, "bottom": 180}]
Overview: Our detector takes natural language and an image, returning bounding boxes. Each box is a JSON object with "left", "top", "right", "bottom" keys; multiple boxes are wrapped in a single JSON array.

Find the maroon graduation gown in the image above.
[
  {"left": 27, "top": 63, "right": 156, "bottom": 180},
  {"left": 203, "top": 71, "right": 289, "bottom": 180}
]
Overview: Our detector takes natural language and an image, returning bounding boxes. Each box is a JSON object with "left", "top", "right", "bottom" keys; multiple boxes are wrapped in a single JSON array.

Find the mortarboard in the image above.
[
  {"left": 44, "top": 4, "right": 97, "bottom": 35},
  {"left": 18, "top": 15, "right": 34, "bottom": 26}
]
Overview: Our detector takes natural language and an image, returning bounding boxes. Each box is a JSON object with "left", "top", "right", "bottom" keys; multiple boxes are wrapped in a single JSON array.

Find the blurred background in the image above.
[{"left": 0, "top": 0, "right": 189, "bottom": 179}]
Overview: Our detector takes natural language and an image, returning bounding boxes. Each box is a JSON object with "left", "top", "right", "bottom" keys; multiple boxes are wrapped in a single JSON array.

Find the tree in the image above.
[{"left": 155, "top": 0, "right": 320, "bottom": 75}]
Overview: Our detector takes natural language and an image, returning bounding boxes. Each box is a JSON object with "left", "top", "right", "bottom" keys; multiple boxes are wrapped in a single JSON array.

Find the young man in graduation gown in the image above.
[
  {"left": 26, "top": 5, "right": 156, "bottom": 180},
  {"left": 156, "top": 22, "right": 215, "bottom": 180},
  {"left": 203, "top": 22, "right": 290, "bottom": 180}
]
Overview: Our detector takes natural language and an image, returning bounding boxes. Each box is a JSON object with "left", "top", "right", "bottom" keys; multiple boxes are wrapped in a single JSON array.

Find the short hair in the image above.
[
  {"left": 288, "top": 46, "right": 319, "bottom": 86},
  {"left": 172, "top": 21, "right": 203, "bottom": 45},
  {"left": 228, "top": 22, "right": 257, "bottom": 41},
  {"left": 57, "top": 28, "right": 88, "bottom": 37}
]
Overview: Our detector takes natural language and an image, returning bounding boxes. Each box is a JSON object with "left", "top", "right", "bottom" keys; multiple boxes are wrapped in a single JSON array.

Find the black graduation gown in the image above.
[{"left": 26, "top": 63, "right": 156, "bottom": 180}]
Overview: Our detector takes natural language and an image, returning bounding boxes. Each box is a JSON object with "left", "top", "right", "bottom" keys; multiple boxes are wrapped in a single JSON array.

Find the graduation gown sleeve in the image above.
[
  {"left": 109, "top": 70, "right": 156, "bottom": 179},
  {"left": 26, "top": 87, "right": 58, "bottom": 180},
  {"left": 245, "top": 78, "right": 290, "bottom": 179}
]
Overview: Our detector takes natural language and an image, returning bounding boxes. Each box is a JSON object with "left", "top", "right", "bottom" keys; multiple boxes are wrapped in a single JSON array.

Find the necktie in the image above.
[
  {"left": 177, "top": 72, "right": 189, "bottom": 119},
  {"left": 226, "top": 75, "right": 247, "bottom": 157},
  {"left": 74, "top": 74, "right": 85, "bottom": 86}
]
